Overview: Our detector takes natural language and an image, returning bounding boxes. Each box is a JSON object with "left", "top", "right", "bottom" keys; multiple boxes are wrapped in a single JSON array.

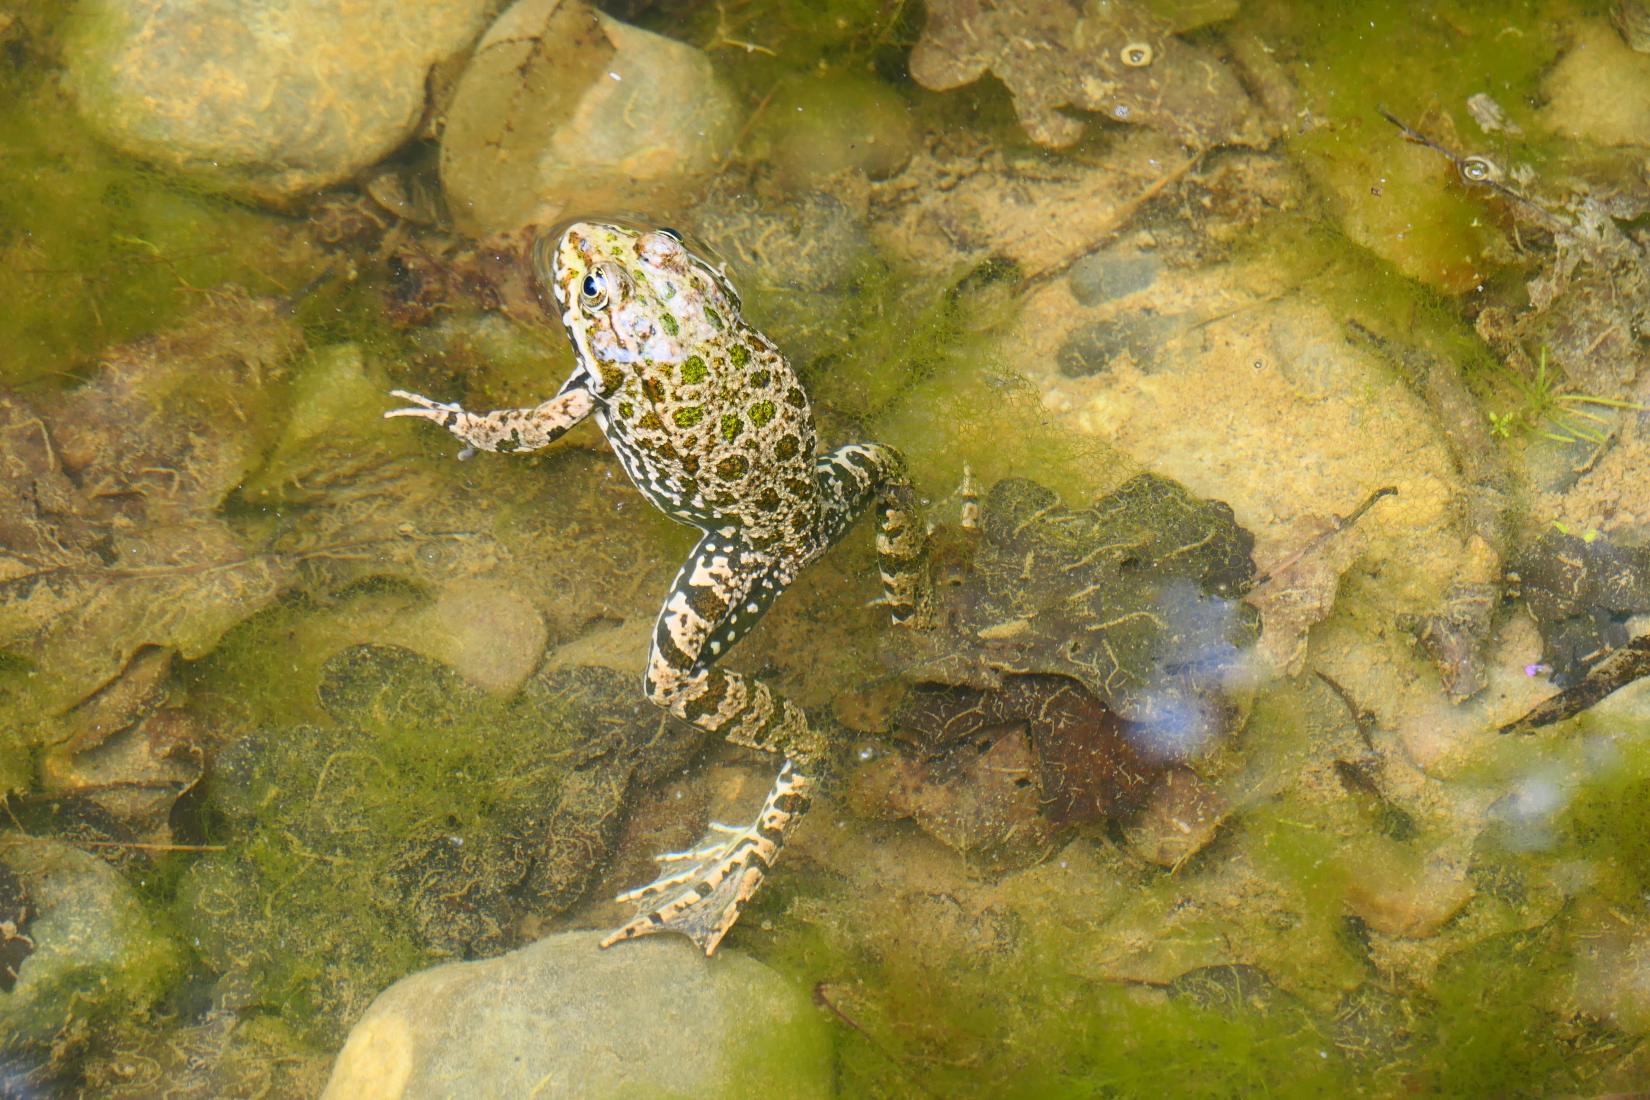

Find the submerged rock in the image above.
[
  {"left": 322, "top": 932, "right": 831, "bottom": 1099},
  {"left": 440, "top": 0, "right": 738, "bottom": 235},
  {"left": 749, "top": 72, "right": 916, "bottom": 185},
  {"left": 0, "top": 837, "right": 182, "bottom": 1079},
  {"left": 63, "top": 0, "right": 491, "bottom": 201},
  {"left": 1540, "top": 21, "right": 1650, "bottom": 148}
]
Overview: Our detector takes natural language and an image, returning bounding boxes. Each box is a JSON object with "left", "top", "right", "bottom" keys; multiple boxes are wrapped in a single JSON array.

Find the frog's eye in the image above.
[
  {"left": 579, "top": 271, "right": 609, "bottom": 311},
  {"left": 657, "top": 227, "right": 683, "bottom": 242}
]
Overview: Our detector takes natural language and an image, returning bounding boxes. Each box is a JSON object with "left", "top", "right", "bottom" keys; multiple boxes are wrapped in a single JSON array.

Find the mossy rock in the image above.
[{"left": 0, "top": 837, "right": 183, "bottom": 1082}]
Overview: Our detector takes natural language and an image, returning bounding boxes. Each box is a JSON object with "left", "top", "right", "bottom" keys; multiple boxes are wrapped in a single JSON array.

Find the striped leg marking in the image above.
[
  {"left": 599, "top": 761, "right": 814, "bottom": 954},
  {"left": 604, "top": 535, "right": 823, "bottom": 953}
]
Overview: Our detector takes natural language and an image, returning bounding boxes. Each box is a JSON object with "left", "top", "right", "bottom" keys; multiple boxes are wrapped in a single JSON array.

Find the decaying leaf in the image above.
[
  {"left": 0, "top": 292, "right": 302, "bottom": 722},
  {"left": 1506, "top": 528, "right": 1650, "bottom": 688},
  {"left": 1471, "top": 178, "right": 1650, "bottom": 395},
  {"left": 889, "top": 474, "right": 1261, "bottom": 760},
  {"left": 1252, "top": 513, "right": 1371, "bottom": 678},
  {"left": 895, "top": 674, "right": 1160, "bottom": 827},
  {"left": 909, "top": 0, "right": 1265, "bottom": 149}
]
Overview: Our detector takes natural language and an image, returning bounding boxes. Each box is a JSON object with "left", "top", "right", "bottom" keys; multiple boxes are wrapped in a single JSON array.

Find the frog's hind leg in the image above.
[
  {"left": 817, "top": 442, "right": 932, "bottom": 627},
  {"left": 601, "top": 535, "right": 822, "bottom": 955}
]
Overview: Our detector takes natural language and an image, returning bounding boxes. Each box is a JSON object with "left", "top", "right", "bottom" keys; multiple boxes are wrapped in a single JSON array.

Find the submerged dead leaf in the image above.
[
  {"left": 909, "top": 0, "right": 1265, "bottom": 149},
  {"left": 895, "top": 674, "right": 1160, "bottom": 827},
  {"left": 889, "top": 474, "right": 1261, "bottom": 760},
  {"left": 0, "top": 293, "right": 302, "bottom": 721}
]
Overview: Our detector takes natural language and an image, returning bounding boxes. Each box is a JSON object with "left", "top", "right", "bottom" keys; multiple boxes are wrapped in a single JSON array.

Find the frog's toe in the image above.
[
  {"left": 383, "top": 390, "right": 462, "bottom": 421},
  {"left": 599, "top": 821, "right": 776, "bottom": 955}
]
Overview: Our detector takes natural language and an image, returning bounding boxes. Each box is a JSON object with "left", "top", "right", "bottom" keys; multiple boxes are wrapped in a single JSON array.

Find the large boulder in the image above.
[
  {"left": 64, "top": 0, "right": 493, "bottom": 202},
  {"left": 323, "top": 932, "right": 833, "bottom": 1098}
]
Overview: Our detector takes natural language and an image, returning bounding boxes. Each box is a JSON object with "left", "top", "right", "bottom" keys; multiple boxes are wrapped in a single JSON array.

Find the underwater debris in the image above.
[
  {"left": 33, "top": 648, "right": 204, "bottom": 847},
  {"left": 1499, "top": 632, "right": 1650, "bottom": 736},
  {"left": 908, "top": 0, "right": 1265, "bottom": 149},
  {"left": 887, "top": 474, "right": 1259, "bottom": 748},
  {"left": 1166, "top": 963, "right": 1295, "bottom": 1016},
  {"left": 1120, "top": 764, "right": 1230, "bottom": 869},
  {"left": 897, "top": 674, "right": 1158, "bottom": 821},
  {"left": 1251, "top": 487, "right": 1396, "bottom": 678},
  {"left": 849, "top": 474, "right": 1256, "bottom": 861},
  {"left": 1346, "top": 320, "right": 1515, "bottom": 700},
  {"left": 1382, "top": 108, "right": 1650, "bottom": 397},
  {"left": 1505, "top": 527, "right": 1650, "bottom": 693},
  {"left": 1466, "top": 92, "right": 1523, "bottom": 137}
]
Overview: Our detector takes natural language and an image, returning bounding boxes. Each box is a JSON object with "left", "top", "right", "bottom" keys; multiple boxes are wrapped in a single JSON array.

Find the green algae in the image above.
[
  {"left": 179, "top": 644, "right": 584, "bottom": 1044},
  {"left": 0, "top": 62, "right": 316, "bottom": 389},
  {"left": 1237, "top": 0, "right": 1565, "bottom": 294},
  {"left": 753, "top": 874, "right": 1362, "bottom": 1098}
]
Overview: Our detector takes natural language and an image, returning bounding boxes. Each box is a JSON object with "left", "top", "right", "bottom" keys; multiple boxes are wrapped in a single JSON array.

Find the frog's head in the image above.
[{"left": 537, "top": 219, "right": 742, "bottom": 393}]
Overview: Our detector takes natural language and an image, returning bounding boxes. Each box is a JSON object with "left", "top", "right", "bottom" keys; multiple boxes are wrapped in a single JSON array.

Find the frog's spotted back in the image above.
[
  {"left": 386, "top": 217, "right": 930, "bottom": 953},
  {"left": 547, "top": 220, "right": 821, "bottom": 549}
]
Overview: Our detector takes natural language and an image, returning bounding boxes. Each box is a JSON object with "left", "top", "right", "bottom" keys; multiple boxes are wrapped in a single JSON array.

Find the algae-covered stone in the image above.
[
  {"left": 910, "top": 0, "right": 1264, "bottom": 148},
  {"left": 63, "top": 0, "right": 492, "bottom": 202},
  {"left": 440, "top": 0, "right": 738, "bottom": 235},
  {"left": 750, "top": 72, "right": 916, "bottom": 185},
  {"left": 0, "top": 837, "right": 182, "bottom": 1068},
  {"left": 323, "top": 932, "right": 832, "bottom": 1099}
]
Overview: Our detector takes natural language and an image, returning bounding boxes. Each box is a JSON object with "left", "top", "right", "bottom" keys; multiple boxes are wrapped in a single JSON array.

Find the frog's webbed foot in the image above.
[{"left": 600, "top": 761, "right": 813, "bottom": 955}]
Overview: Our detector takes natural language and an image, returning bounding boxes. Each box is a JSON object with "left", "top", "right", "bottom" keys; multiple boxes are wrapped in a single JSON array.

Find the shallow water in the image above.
[{"left": 4, "top": 0, "right": 1650, "bottom": 1095}]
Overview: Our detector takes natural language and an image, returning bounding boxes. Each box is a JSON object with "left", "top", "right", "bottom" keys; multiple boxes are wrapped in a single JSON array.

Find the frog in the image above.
[{"left": 385, "top": 219, "right": 930, "bottom": 954}]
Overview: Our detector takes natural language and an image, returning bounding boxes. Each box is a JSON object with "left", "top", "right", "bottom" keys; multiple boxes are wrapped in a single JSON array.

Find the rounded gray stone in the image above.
[
  {"left": 63, "top": 0, "right": 493, "bottom": 202},
  {"left": 322, "top": 931, "right": 832, "bottom": 1099}
]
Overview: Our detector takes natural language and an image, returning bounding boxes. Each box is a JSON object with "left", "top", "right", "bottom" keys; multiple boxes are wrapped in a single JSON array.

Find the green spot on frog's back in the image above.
[
  {"left": 720, "top": 413, "right": 744, "bottom": 441},
  {"left": 660, "top": 313, "right": 679, "bottom": 337},
  {"left": 730, "top": 343, "right": 749, "bottom": 368},
  {"left": 681, "top": 355, "right": 708, "bottom": 384},
  {"left": 750, "top": 400, "right": 776, "bottom": 427},
  {"left": 704, "top": 305, "right": 723, "bottom": 329},
  {"left": 674, "top": 405, "right": 705, "bottom": 428}
]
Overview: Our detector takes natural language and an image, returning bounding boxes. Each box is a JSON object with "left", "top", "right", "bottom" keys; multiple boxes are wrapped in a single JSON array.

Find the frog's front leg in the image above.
[
  {"left": 384, "top": 374, "right": 596, "bottom": 455},
  {"left": 600, "top": 535, "right": 824, "bottom": 955}
]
